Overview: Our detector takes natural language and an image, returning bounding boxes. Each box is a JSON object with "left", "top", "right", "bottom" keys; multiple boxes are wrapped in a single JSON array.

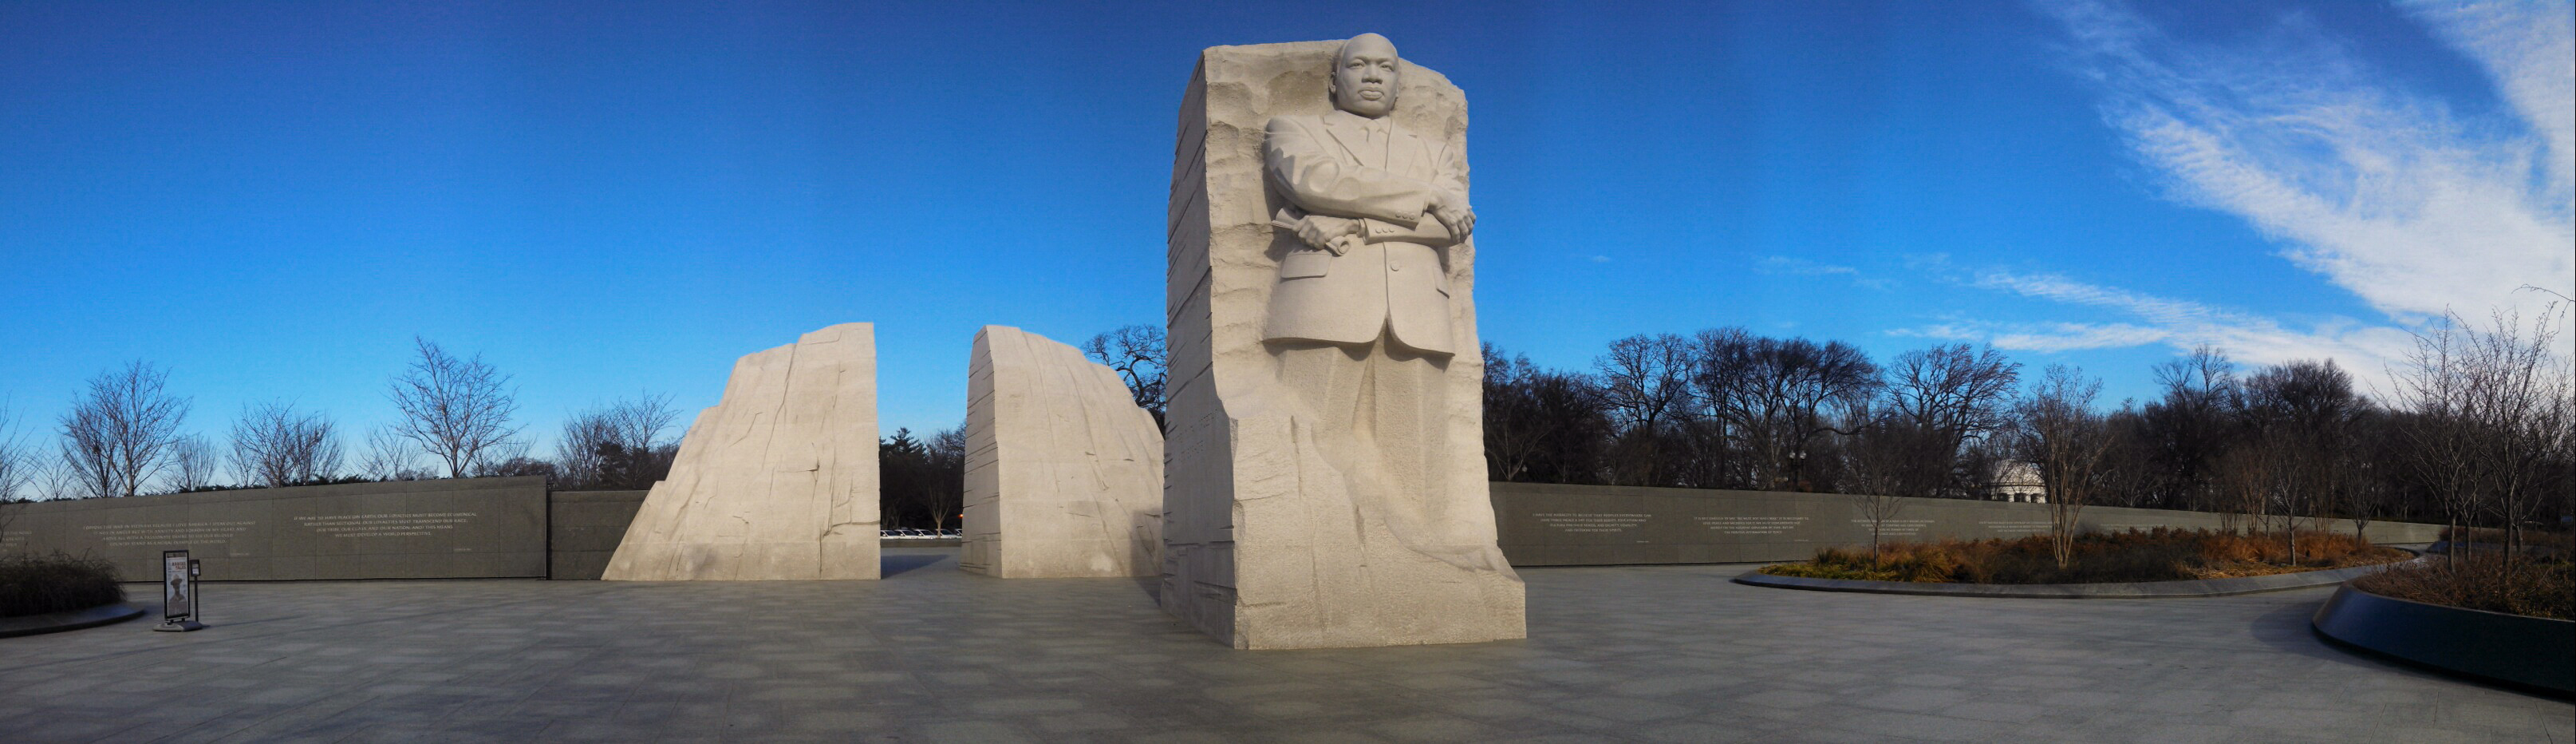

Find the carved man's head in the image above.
[{"left": 1330, "top": 33, "right": 1400, "bottom": 119}]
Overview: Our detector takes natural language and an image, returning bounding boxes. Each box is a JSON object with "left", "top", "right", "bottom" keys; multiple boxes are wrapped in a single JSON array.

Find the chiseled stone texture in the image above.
[
  {"left": 1162, "top": 40, "right": 1526, "bottom": 648},
  {"left": 959, "top": 326, "right": 1164, "bottom": 578},
  {"left": 602, "top": 323, "right": 879, "bottom": 580}
]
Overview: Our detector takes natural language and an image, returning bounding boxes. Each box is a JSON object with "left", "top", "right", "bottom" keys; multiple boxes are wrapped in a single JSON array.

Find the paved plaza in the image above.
[{"left": 2, "top": 548, "right": 2566, "bottom": 742}]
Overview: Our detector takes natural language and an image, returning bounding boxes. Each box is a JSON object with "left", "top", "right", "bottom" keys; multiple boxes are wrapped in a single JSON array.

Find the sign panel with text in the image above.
[{"left": 162, "top": 550, "right": 191, "bottom": 619}]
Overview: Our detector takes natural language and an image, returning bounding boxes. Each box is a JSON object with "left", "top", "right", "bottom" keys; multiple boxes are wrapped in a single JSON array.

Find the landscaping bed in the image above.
[
  {"left": 2312, "top": 581, "right": 2574, "bottom": 697},
  {"left": 1755, "top": 528, "right": 2409, "bottom": 585},
  {"left": 2351, "top": 553, "right": 2574, "bottom": 621}
]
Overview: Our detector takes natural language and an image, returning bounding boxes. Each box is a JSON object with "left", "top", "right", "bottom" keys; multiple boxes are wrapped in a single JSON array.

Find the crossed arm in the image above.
[{"left": 1265, "top": 116, "right": 1474, "bottom": 253}]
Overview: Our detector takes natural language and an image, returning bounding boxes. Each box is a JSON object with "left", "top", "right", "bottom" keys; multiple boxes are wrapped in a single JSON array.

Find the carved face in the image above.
[{"left": 1331, "top": 34, "right": 1399, "bottom": 119}]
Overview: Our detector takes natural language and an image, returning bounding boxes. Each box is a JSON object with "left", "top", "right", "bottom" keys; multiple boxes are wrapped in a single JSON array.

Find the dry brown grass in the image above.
[
  {"left": 1758, "top": 528, "right": 2410, "bottom": 584},
  {"left": 2352, "top": 553, "right": 2574, "bottom": 620}
]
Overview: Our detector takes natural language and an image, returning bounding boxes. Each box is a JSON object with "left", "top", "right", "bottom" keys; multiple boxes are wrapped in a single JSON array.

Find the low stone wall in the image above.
[
  {"left": 2, "top": 480, "right": 2450, "bottom": 579},
  {"left": 1491, "top": 482, "right": 2445, "bottom": 567},
  {"left": 548, "top": 490, "right": 649, "bottom": 580},
  {"left": 0, "top": 477, "right": 549, "bottom": 581}
]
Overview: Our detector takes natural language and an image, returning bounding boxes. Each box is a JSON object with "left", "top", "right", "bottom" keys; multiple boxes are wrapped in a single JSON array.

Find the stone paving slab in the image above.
[{"left": 1, "top": 548, "right": 2566, "bottom": 742}]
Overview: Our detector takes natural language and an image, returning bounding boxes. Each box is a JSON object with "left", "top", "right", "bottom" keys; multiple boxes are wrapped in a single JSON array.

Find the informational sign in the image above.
[
  {"left": 156, "top": 549, "right": 205, "bottom": 631},
  {"left": 162, "top": 550, "right": 191, "bottom": 619}
]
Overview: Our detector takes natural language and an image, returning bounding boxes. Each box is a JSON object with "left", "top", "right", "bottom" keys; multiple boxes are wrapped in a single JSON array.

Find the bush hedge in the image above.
[{"left": 0, "top": 551, "right": 127, "bottom": 617}]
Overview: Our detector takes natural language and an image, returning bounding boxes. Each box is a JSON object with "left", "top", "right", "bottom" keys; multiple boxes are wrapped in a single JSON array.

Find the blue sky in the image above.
[{"left": 3, "top": 0, "right": 2568, "bottom": 485}]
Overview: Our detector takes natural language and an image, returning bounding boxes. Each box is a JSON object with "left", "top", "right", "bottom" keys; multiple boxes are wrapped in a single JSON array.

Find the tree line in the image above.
[
  {"left": 1479, "top": 309, "right": 2573, "bottom": 552},
  {"left": 10, "top": 313, "right": 2565, "bottom": 552}
]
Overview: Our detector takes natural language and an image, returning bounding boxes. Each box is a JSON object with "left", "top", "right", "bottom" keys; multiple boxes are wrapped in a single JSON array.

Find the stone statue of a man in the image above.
[
  {"left": 1260, "top": 33, "right": 1496, "bottom": 570},
  {"left": 1263, "top": 32, "right": 1475, "bottom": 354}
]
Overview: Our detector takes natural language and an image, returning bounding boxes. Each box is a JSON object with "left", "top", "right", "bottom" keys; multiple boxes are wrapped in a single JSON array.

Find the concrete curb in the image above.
[
  {"left": 0, "top": 602, "right": 146, "bottom": 639},
  {"left": 2311, "top": 584, "right": 2575, "bottom": 698},
  {"left": 1731, "top": 553, "right": 2426, "bottom": 599}
]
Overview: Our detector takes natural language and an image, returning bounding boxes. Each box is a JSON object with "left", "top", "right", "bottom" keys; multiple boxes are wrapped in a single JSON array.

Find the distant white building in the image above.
[{"left": 1986, "top": 461, "right": 2047, "bottom": 504}]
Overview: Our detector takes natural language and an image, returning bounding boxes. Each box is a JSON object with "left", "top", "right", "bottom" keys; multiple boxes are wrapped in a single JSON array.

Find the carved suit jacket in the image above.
[{"left": 1261, "top": 109, "right": 1466, "bottom": 356}]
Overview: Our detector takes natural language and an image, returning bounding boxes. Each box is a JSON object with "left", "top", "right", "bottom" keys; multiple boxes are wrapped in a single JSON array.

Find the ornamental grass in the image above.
[
  {"left": 1758, "top": 528, "right": 2410, "bottom": 584},
  {"left": 0, "top": 551, "right": 127, "bottom": 618}
]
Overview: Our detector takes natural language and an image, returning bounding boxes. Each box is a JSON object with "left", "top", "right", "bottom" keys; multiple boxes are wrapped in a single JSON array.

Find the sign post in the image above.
[{"left": 154, "top": 549, "right": 206, "bottom": 632}]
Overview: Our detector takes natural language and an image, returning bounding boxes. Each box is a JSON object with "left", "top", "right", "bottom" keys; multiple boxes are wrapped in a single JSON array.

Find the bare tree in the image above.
[
  {"left": 470, "top": 439, "right": 550, "bottom": 479},
  {"left": 31, "top": 457, "right": 73, "bottom": 501},
  {"left": 387, "top": 338, "right": 521, "bottom": 478},
  {"left": 57, "top": 361, "right": 191, "bottom": 498},
  {"left": 357, "top": 425, "right": 428, "bottom": 481},
  {"left": 2139, "top": 346, "right": 2240, "bottom": 513},
  {"left": 1695, "top": 328, "right": 1877, "bottom": 491},
  {"left": 1083, "top": 325, "right": 1168, "bottom": 429},
  {"left": 1868, "top": 343, "right": 2021, "bottom": 500},
  {"left": 228, "top": 401, "right": 345, "bottom": 489},
  {"left": 168, "top": 434, "right": 220, "bottom": 492},
  {"left": 1596, "top": 333, "right": 1697, "bottom": 486},
  {"left": 0, "top": 402, "right": 37, "bottom": 536},
  {"left": 555, "top": 394, "right": 682, "bottom": 489},
  {"left": 1482, "top": 344, "right": 1610, "bottom": 484},
  {"left": 2389, "top": 306, "right": 2572, "bottom": 569},
  {"left": 2010, "top": 365, "right": 2115, "bottom": 570},
  {"left": 925, "top": 427, "right": 966, "bottom": 532},
  {"left": 1838, "top": 398, "right": 1935, "bottom": 564},
  {"left": 0, "top": 402, "right": 36, "bottom": 501},
  {"left": 2237, "top": 359, "right": 2366, "bottom": 559}
]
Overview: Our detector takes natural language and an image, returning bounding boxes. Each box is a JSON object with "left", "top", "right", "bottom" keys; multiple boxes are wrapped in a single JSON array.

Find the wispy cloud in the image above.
[
  {"left": 1942, "top": 0, "right": 2576, "bottom": 382},
  {"left": 1899, "top": 320, "right": 2169, "bottom": 353},
  {"left": 1757, "top": 255, "right": 1892, "bottom": 289},
  {"left": 2034, "top": 0, "right": 2570, "bottom": 326},
  {"left": 1939, "top": 270, "right": 2419, "bottom": 371},
  {"left": 1757, "top": 256, "right": 1858, "bottom": 276}
]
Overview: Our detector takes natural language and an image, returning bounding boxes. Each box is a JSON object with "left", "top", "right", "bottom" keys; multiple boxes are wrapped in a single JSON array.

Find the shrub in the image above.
[
  {"left": 0, "top": 551, "right": 127, "bottom": 617},
  {"left": 2353, "top": 555, "right": 2574, "bottom": 620},
  {"left": 1758, "top": 528, "right": 2409, "bottom": 584}
]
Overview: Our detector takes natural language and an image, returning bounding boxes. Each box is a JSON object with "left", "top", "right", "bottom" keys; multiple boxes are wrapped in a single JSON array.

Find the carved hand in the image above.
[
  {"left": 1296, "top": 214, "right": 1363, "bottom": 255},
  {"left": 1427, "top": 192, "right": 1475, "bottom": 238}
]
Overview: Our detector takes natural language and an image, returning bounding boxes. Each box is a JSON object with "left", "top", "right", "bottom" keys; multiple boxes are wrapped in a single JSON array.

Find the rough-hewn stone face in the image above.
[
  {"left": 602, "top": 323, "right": 879, "bottom": 581},
  {"left": 958, "top": 326, "right": 1164, "bottom": 579},
  {"left": 1162, "top": 40, "right": 1527, "bottom": 648}
]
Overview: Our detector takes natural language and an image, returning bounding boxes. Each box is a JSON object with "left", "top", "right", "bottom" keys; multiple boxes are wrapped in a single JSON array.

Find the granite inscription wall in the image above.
[
  {"left": 0, "top": 477, "right": 548, "bottom": 580},
  {"left": 1491, "top": 481, "right": 2448, "bottom": 566}
]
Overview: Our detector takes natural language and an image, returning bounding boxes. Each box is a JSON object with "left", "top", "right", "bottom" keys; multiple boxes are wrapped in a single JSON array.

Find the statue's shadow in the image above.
[{"left": 880, "top": 553, "right": 946, "bottom": 577}]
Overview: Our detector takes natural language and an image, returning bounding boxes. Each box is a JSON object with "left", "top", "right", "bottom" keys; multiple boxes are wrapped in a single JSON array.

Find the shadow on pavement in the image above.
[{"left": 882, "top": 553, "right": 949, "bottom": 577}]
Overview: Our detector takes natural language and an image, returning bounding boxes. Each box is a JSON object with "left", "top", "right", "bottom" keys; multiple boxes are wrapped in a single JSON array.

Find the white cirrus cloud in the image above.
[
  {"left": 1955, "top": 270, "right": 2420, "bottom": 372},
  {"left": 2022, "top": 0, "right": 2572, "bottom": 357},
  {"left": 1758, "top": 255, "right": 1893, "bottom": 289},
  {"left": 1757, "top": 255, "right": 1859, "bottom": 276},
  {"left": 1899, "top": 320, "right": 2172, "bottom": 354}
]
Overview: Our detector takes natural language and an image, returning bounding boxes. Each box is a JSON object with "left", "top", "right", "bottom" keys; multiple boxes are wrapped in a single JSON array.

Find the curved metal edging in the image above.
[
  {"left": 0, "top": 602, "right": 146, "bottom": 639},
  {"left": 2311, "top": 584, "right": 2575, "bottom": 697},
  {"left": 1730, "top": 554, "right": 2424, "bottom": 600}
]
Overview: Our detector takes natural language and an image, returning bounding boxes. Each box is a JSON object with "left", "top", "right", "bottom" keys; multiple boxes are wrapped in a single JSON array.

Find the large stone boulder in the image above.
[
  {"left": 958, "top": 326, "right": 1162, "bottom": 578},
  {"left": 602, "top": 323, "right": 879, "bottom": 580}
]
